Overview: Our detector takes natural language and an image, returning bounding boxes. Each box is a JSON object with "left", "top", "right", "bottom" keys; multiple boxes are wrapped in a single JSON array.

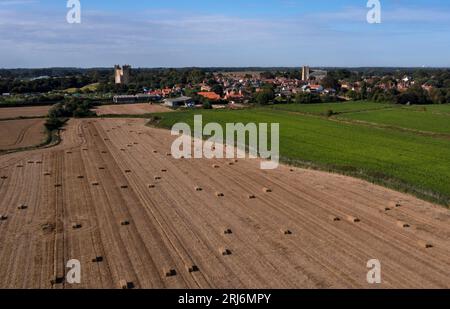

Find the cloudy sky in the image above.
[{"left": 1, "top": 0, "right": 450, "bottom": 68}]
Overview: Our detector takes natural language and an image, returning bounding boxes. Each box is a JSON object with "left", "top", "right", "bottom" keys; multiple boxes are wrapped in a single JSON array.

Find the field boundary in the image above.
[
  {"left": 147, "top": 116, "right": 450, "bottom": 208},
  {"left": 280, "top": 156, "right": 450, "bottom": 208},
  {"left": 331, "top": 116, "right": 450, "bottom": 140}
]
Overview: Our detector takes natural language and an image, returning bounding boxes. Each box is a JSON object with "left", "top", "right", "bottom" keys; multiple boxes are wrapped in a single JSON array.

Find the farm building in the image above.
[
  {"left": 163, "top": 96, "right": 194, "bottom": 108},
  {"left": 113, "top": 94, "right": 160, "bottom": 104}
]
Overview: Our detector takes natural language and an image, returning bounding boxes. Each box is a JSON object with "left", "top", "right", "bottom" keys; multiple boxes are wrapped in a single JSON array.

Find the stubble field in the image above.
[{"left": 0, "top": 118, "right": 449, "bottom": 288}]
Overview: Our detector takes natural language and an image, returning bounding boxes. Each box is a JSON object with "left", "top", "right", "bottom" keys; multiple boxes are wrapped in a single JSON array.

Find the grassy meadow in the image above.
[{"left": 149, "top": 102, "right": 450, "bottom": 206}]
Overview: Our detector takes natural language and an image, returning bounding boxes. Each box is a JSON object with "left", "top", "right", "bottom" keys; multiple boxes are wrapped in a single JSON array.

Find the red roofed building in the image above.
[{"left": 198, "top": 91, "right": 221, "bottom": 101}]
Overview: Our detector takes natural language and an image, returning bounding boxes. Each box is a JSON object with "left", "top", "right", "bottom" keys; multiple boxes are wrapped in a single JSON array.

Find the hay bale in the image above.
[
  {"left": 124, "top": 170, "right": 131, "bottom": 173},
  {"left": 224, "top": 229, "right": 233, "bottom": 235},
  {"left": 101, "top": 151, "right": 107, "bottom": 154},
  {"left": 50, "top": 277, "right": 65, "bottom": 285},
  {"left": 121, "top": 220, "right": 130, "bottom": 226},
  {"left": 282, "top": 229, "right": 293, "bottom": 235},
  {"left": 166, "top": 153, "right": 171, "bottom": 156},
  {"left": 0, "top": 215, "right": 8, "bottom": 221},
  {"left": 17, "top": 204, "right": 28, "bottom": 210},
  {"left": 165, "top": 269, "right": 177, "bottom": 277},
  {"left": 247, "top": 194, "right": 256, "bottom": 199},
  {"left": 54, "top": 184, "right": 62, "bottom": 187},
  {"left": 98, "top": 167, "right": 105, "bottom": 170},
  {"left": 154, "top": 176, "right": 161, "bottom": 180},
  {"left": 263, "top": 187, "right": 272, "bottom": 193},
  {"left": 228, "top": 162, "right": 234, "bottom": 166},
  {"left": 221, "top": 248, "right": 232, "bottom": 256},
  {"left": 161, "top": 169, "right": 167, "bottom": 173},
  {"left": 44, "top": 172, "right": 51, "bottom": 176},
  {"left": 346, "top": 215, "right": 360, "bottom": 223},
  {"left": 72, "top": 223, "right": 82, "bottom": 229},
  {"left": 418, "top": 240, "right": 433, "bottom": 249},
  {"left": 195, "top": 186, "right": 203, "bottom": 192},
  {"left": 16, "top": 165, "right": 24, "bottom": 168},
  {"left": 133, "top": 142, "right": 138, "bottom": 145},
  {"left": 212, "top": 164, "right": 220, "bottom": 169},
  {"left": 153, "top": 150, "right": 158, "bottom": 153},
  {"left": 390, "top": 201, "right": 402, "bottom": 208},
  {"left": 187, "top": 265, "right": 199, "bottom": 273},
  {"left": 289, "top": 169, "right": 294, "bottom": 172},
  {"left": 28, "top": 161, "right": 34, "bottom": 164},
  {"left": 66, "top": 151, "right": 72, "bottom": 154},
  {"left": 77, "top": 175, "right": 84, "bottom": 179},
  {"left": 91, "top": 182, "right": 99, "bottom": 186},
  {"left": 120, "top": 148, "right": 126, "bottom": 151},
  {"left": 104, "top": 138, "right": 109, "bottom": 141},
  {"left": 384, "top": 207, "right": 392, "bottom": 212},
  {"left": 36, "top": 161, "right": 43, "bottom": 164},
  {"left": 0, "top": 176, "right": 7, "bottom": 180},
  {"left": 120, "top": 185, "right": 128, "bottom": 189},
  {"left": 216, "top": 192, "right": 224, "bottom": 197},
  {"left": 119, "top": 280, "right": 134, "bottom": 289},
  {"left": 92, "top": 256, "right": 103, "bottom": 263},
  {"left": 148, "top": 184, "right": 156, "bottom": 188},
  {"left": 82, "top": 148, "right": 88, "bottom": 151},
  {"left": 330, "top": 216, "right": 341, "bottom": 222},
  {"left": 397, "top": 221, "right": 410, "bottom": 228}
]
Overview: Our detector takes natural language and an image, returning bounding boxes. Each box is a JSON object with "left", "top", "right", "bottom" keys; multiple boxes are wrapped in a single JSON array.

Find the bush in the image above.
[
  {"left": 44, "top": 117, "right": 65, "bottom": 131},
  {"left": 202, "top": 100, "right": 212, "bottom": 109},
  {"left": 294, "top": 92, "right": 322, "bottom": 104},
  {"left": 326, "top": 109, "right": 334, "bottom": 117}
]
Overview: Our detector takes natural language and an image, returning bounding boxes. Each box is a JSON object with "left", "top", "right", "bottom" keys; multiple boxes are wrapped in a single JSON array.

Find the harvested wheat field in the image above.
[
  {"left": 94, "top": 103, "right": 172, "bottom": 116},
  {"left": 0, "top": 118, "right": 449, "bottom": 289},
  {"left": 0, "top": 105, "right": 51, "bottom": 119},
  {"left": 0, "top": 118, "right": 47, "bottom": 150}
]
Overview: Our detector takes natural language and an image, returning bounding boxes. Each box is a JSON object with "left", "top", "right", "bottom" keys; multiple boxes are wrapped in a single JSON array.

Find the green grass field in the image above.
[
  {"left": 339, "top": 108, "right": 450, "bottom": 134},
  {"left": 150, "top": 105, "right": 450, "bottom": 206},
  {"left": 267, "top": 101, "right": 393, "bottom": 115}
]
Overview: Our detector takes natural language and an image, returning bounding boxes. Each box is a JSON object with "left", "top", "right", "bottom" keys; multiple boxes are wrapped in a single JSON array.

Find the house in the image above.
[
  {"left": 163, "top": 96, "right": 193, "bottom": 108},
  {"left": 301, "top": 85, "right": 324, "bottom": 94},
  {"left": 197, "top": 92, "right": 221, "bottom": 101},
  {"left": 200, "top": 84, "right": 212, "bottom": 92},
  {"left": 162, "top": 88, "right": 172, "bottom": 97},
  {"left": 422, "top": 84, "right": 434, "bottom": 92},
  {"left": 224, "top": 89, "right": 244, "bottom": 101},
  {"left": 323, "top": 88, "right": 337, "bottom": 95}
]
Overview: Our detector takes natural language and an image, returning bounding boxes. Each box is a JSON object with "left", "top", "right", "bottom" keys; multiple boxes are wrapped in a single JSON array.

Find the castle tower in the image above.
[
  {"left": 302, "top": 66, "right": 310, "bottom": 81},
  {"left": 114, "top": 65, "right": 131, "bottom": 85}
]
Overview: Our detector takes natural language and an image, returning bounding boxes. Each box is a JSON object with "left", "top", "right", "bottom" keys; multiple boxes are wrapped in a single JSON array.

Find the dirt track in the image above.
[
  {"left": 0, "top": 106, "right": 51, "bottom": 119},
  {"left": 0, "top": 118, "right": 449, "bottom": 289},
  {"left": 0, "top": 119, "right": 47, "bottom": 150},
  {"left": 94, "top": 103, "right": 172, "bottom": 116}
]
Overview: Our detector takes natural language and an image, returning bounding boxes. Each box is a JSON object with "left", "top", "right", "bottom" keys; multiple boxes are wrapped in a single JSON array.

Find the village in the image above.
[{"left": 111, "top": 65, "right": 448, "bottom": 107}]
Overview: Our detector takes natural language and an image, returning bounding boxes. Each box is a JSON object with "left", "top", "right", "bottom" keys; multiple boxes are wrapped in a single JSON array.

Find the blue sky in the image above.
[{"left": 1, "top": 0, "right": 450, "bottom": 67}]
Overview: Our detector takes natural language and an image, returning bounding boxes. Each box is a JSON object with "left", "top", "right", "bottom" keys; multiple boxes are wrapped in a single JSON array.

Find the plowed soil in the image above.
[{"left": 0, "top": 118, "right": 449, "bottom": 288}]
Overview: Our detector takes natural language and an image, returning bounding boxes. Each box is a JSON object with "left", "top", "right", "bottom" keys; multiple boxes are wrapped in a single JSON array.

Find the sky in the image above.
[{"left": 1, "top": 0, "right": 450, "bottom": 68}]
